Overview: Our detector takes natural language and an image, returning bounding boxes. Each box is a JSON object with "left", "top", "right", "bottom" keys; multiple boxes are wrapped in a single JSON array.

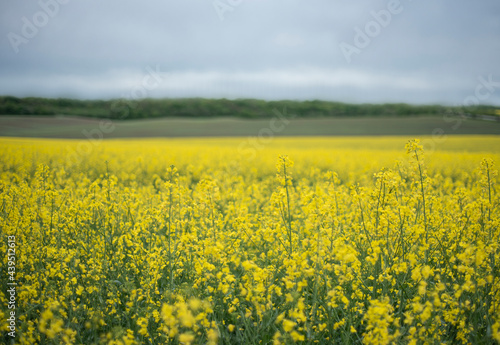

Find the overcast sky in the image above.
[{"left": 1, "top": 0, "right": 499, "bottom": 105}]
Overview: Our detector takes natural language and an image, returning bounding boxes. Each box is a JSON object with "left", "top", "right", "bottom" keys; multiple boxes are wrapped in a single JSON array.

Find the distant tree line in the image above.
[{"left": 0, "top": 96, "right": 498, "bottom": 120}]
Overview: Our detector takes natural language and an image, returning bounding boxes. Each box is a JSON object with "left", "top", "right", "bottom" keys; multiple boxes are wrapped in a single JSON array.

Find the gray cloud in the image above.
[{"left": 1, "top": 0, "right": 499, "bottom": 105}]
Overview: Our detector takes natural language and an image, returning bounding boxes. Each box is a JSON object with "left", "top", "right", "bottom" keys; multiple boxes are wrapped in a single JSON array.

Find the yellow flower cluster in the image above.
[
  {"left": 160, "top": 297, "right": 217, "bottom": 345},
  {"left": 0, "top": 136, "right": 499, "bottom": 344}
]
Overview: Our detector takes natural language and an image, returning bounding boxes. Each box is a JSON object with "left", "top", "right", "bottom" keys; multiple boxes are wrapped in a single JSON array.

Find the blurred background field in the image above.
[
  {"left": 1, "top": 97, "right": 499, "bottom": 138},
  {"left": 1, "top": 115, "right": 500, "bottom": 138}
]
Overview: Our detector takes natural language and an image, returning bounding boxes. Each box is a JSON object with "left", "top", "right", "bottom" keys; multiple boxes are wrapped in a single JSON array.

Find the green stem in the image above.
[
  {"left": 414, "top": 150, "right": 428, "bottom": 264},
  {"left": 283, "top": 160, "right": 292, "bottom": 257}
]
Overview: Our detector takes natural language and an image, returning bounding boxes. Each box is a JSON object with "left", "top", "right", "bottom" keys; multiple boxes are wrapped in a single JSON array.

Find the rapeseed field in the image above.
[{"left": 1, "top": 136, "right": 499, "bottom": 344}]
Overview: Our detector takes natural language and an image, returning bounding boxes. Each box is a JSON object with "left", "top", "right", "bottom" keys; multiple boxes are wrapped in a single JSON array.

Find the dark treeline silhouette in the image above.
[{"left": 0, "top": 96, "right": 497, "bottom": 120}]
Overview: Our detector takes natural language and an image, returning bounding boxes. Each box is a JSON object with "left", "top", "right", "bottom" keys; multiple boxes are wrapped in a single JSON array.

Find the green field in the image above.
[{"left": 1, "top": 115, "right": 499, "bottom": 138}]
